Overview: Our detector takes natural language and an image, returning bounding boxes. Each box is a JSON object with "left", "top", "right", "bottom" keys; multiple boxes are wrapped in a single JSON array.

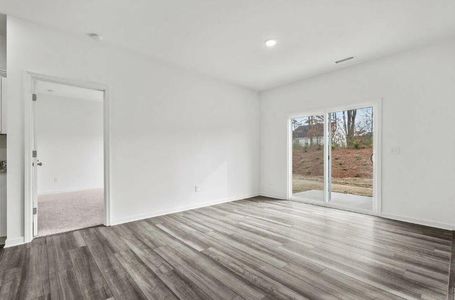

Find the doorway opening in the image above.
[
  {"left": 289, "top": 103, "right": 380, "bottom": 214},
  {"left": 29, "top": 77, "right": 107, "bottom": 237}
]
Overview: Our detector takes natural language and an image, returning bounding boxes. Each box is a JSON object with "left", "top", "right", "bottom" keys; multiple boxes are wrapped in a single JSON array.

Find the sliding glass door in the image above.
[
  {"left": 328, "top": 107, "right": 374, "bottom": 210},
  {"left": 291, "top": 114, "right": 325, "bottom": 202},
  {"left": 291, "top": 105, "right": 376, "bottom": 213}
]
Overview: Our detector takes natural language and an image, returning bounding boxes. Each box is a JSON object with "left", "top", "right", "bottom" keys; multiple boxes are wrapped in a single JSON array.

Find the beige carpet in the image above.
[{"left": 38, "top": 188, "right": 104, "bottom": 236}]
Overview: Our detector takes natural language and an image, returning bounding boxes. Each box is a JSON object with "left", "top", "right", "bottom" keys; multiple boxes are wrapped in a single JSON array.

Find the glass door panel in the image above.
[
  {"left": 291, "top": 114, "right": 325, "bottom": 202},
  {"left": 328, "top": 107, "right": 374, "bottom": 211}
]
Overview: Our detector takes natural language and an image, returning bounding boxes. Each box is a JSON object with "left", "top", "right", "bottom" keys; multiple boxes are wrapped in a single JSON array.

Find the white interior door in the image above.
[
  {"left": 26, "top": 75, "right": 108, "bottom": 242},
  {"left": 31, "top": 93, "right": 39, "bottom": 237}
]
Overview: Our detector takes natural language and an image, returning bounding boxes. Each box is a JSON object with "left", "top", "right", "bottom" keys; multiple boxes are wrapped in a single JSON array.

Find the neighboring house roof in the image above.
[{"left": 293, "top": 123, "right": 324, "bottom": 139}]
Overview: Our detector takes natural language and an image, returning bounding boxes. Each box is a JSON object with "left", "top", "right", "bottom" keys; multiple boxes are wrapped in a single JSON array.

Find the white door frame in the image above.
[
  {"left": 287, "top": 100, "right": 382, "bottom": 216},
  {"left": 23, "top": 72, "right": 111, "bottom": 243}
]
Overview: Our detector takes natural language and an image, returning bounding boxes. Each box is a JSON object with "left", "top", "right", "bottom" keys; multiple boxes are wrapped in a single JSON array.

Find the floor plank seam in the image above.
[
  {"left": 155, "top": 214, "right": 312, "bottom": 299},
  {"left": 80, "top": 229, "right": 147, "bottom": 300},
  {"left": 152, "top": 222, "right": 254, "bottom": 298}
]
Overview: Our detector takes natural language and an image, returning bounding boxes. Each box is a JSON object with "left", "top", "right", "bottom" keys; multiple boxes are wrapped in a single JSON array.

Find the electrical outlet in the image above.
[
  {"left": 194, "top": 185, "right": 201, "bottom": 192},
  {"left": 391, "top": 147, "right": 401, "bottom": 154}
]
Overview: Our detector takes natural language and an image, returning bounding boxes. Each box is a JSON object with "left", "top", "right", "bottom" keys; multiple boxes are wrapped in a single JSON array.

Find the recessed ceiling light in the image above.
[
  {"left": 265, "top": 39, "right": 278, "bottom": 48},
  {"left": 87, "top": 33, "right": 103, "bottom": 41}
]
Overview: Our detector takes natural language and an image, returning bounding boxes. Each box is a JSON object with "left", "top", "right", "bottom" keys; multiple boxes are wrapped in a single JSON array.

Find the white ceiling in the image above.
[
  {"left": 35, "top": 81, "right": 103, "bottom": 102},
  {"left": 1, "top": 0, "right": 455, "bottom": 90}
]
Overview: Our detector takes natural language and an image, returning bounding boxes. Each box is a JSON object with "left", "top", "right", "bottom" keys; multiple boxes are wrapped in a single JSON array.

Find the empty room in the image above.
[
  {"left": 34, "top": 81, "right": 105, "bottom": 236},
  {"left": 0, "top": 1, "right": 454, "bottom": 299}
]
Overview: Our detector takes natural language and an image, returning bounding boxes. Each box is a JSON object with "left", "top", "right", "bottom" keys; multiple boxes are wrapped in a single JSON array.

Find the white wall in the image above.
[
  {"left": 36, "top": 94, "right": 103, "bottom": 194},
  {"left": 0, "top": 36, "right": 5, "bottom": 72},
  {"left": 6, "top": 17, "right": 259, "bottom": 246},
  {"left": 260, "top": 38, "right": 455, "bottom": 229},
  {"left": 0, "top": 27, "right": 5, "bottom": 72}
]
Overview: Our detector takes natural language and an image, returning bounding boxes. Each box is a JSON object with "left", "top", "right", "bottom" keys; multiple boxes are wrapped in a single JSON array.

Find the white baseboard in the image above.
[
  {"left": 260, "top": 193, "right": 455, "bottom": 231},
  {"left": 258, "top": 192, "right": 286, "bottom": 200},
  {"left": 39, "top": 187, "right": 104, "bottom": 195},
  {"left": 381, "top": 213, "right": 455, "bottom": 231},
  {"left": 4, "top": 236, "right": 25, "bottom": 248},
  {"left": 111, "top": 193, "right": 260, "bottom": 226},
  {"left": 11, "top": 194, "right": 452, "bottom": 248}
]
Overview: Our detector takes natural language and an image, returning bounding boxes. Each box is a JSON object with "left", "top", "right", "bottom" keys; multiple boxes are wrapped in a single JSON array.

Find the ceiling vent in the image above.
[
  {"left": 335, "top": 56, "right": 354, "bottom": 64},
  {"left": 87, "top": 33, "right": 103, "bottom": 41}
]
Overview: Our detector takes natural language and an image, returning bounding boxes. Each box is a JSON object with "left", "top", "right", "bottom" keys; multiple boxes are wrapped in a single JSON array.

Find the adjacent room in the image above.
[
  {"left": 34, "top": 80, "right": 105, "bottom": 236},
  {"left": 0, "top": 1, "right": 454, "bottom": 299}
]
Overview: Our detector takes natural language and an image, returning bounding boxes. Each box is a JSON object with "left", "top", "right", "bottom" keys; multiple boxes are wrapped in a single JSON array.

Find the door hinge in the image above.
[
  {"left": 32, "top": 150, "right": 37, "bottom": 158},
  {"left": 33, "top": 207, "right": 37, "bottom": 215},
  {"left": 32, "top": 93, "right": 37, "bottom": 101}
]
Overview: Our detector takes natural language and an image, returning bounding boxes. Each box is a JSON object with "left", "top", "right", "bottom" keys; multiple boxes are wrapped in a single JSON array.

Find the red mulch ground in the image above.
[{"left": 293, "top": 147, "right": 373, "bottom": 179}]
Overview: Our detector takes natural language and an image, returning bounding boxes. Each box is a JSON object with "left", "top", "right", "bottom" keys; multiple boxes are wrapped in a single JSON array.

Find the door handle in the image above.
[{"left": 33, "top": 161, "right": 43, "bottom": 167}]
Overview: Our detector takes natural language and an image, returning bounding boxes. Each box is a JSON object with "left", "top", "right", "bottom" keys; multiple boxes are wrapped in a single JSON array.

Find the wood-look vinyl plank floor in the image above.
[
  {"left": 0, "top": 196, "right": 454, "bottom": 299},
  {"left": 449, "top": 231, "right": 455, "bottom": 300}
]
